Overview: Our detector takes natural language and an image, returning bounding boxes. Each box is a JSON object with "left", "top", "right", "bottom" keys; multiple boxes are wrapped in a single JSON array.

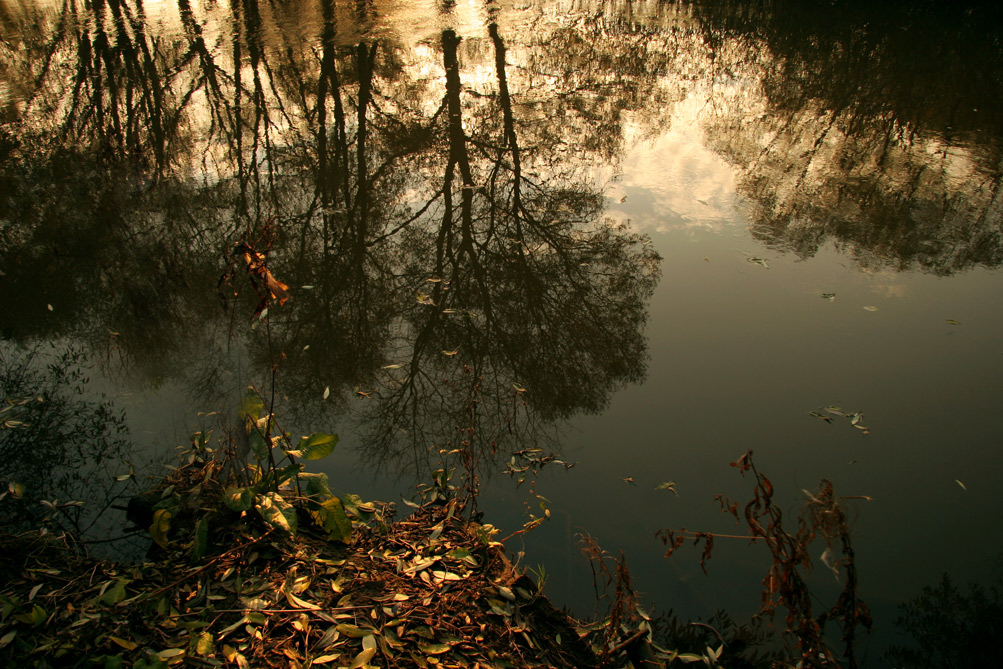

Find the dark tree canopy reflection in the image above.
[
  {"left": 0, "top": 343, "right": 136, "bottom": 541},
  {"left": 687, "top": 0, "right": 1003, "bottom": 274},
  {"left": 0, "top": 0, "right": 663, "bottom": 479},
  {"left": 1, "top": 0, "right": 1001, "bottom": 480}
]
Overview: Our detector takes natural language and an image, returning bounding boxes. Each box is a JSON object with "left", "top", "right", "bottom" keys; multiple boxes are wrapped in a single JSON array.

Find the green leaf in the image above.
[
  {"left": 336, "top": 623, "right": 374, "bottom": 638},
  {"left": 108, "top": 637, "right": 137, "bottom": 651},
  {"left": 285, "top": 432, "right": 338, "bottom": 460},
  {"left": 248, "top": 429, "right": 270, "bottom": 463},
  {"left": 239, "top": 387, "right": 264, "bottom": 422},
  {"left": 14, "top": 604, "right": 47, "bottom": 626},
  {"left": 446, "top": 547, "right": 476, "bottom": 564},
  {"left": 224, "top": 486, "right": 255, "bottom": 512},
  {"left": 254, "top": 493, "right": 297, "bottom": 534},
  {"left": 134, "top": 659, "right": 169, "bottom": 669},
  {"left": 157, "top": 648, "right": 185, "bottom": 661},
  {"left": 100, "top": 656, "right": 124, "bottom": 669},
  {"left": 418, "top": 643, "right": 451, "bottom": 655},
  {"left": 195, "top": 631, "right": 214, "bottom": 656},
  {"left": 298, "top": 472, "right": 332, "bottom": 500},
  {"left": 149, "top": 510, "right": 172, "bottom": 550},
  {"left": 193, "top": 518, "right": 209, "bottom": 560},
  {"left": 101, "top": 579, "right": 131, "bottom": 606},
  {"left": 349, "top": 647, "right": 376, "bottom": 668},
  {"left": 309, "top": 497, "right": 352, "bottom": 543},
  {"left": 271, "top": 463, "right": 302, "bottom": 489}
]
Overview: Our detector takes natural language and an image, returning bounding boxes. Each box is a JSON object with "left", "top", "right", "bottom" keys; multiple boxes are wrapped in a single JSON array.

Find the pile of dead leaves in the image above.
[{"left": 0, "top": 467, "right": 600, "bottom": 669}]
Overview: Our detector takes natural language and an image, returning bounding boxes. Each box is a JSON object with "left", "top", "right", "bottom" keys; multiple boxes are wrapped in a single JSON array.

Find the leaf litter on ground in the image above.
[{"left": 0, "top": 458, "right": 600, "bottom": 669}]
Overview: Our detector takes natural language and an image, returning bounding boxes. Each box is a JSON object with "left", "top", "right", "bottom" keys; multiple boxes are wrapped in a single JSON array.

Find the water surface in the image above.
[{"left": 2, "top": 0, "right": 1002, "bottom": 663}]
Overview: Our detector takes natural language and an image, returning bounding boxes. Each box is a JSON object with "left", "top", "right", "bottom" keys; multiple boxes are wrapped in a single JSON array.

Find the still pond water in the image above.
[{"left": 2, "top": 0, "right": 1003, "bottom": 663}]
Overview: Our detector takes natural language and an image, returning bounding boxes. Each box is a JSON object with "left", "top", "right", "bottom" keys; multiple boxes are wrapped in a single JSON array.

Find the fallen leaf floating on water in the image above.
[
  {"left": 946, "top": 319, "right": 961, "bottom": 325},
  {"left": 956, "top": 479, "right": 967, "bottom": 491},
  {"left": 863, "top": 306, "right": 879, "bottom": 311},
  {"left": 382, "top": 363, "right": 405, "bottom": 370},
  {"left": 747, "top": 257, "right": 769, "bottom": 269},
  {"left": 655, "top": 481, "right": 679, "bottom": 496},
  {"left": 810, "top": 406, "right": 870, "bottom": 434},
  {"left": 46, "top": 304, "right": 53, "bottom": 311},
  {"left": 623, "top": 477, "right": 636, "bottom": 485},
  {"left": 820, "top": 293, "right": 836, "bottom": 301},
  {"left": 322, "top": 386, "right": 330, "bottom": 400},
  {"left": 442, "top": 349, "right": 458, "bottom": 356},
  {"left": 511, "top": 383, "right": 527, "bottom": 393}
]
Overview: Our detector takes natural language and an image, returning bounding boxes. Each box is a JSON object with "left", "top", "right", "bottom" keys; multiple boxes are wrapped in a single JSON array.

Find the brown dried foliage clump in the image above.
[{"left": 657, "top": 450, "right": 872, "bottom": 668}]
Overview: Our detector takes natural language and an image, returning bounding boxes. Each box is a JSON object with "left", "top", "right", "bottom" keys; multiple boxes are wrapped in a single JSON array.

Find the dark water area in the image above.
[{"left": 2, "top": 0, "right": 1003, "bottom": 664}]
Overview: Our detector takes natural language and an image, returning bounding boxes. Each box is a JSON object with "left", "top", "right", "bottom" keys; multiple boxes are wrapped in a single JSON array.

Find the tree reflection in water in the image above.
[
  {"left": 0, "top": 343, "right": 139, "bottom": 548},
  {"left": 0, "top": 3, "right": 1001, "bottom": 649},
  {"left": 0, "top": 0, "right": 664, "bottom": 484}
]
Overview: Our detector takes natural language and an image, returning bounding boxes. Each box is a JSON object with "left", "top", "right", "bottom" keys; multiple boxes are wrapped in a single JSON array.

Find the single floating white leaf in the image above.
[
  {"left": 956, "top": 479, "right": 967, "bottom": 491},
  {"left": 322, "top": 386, "right": 330, "bottom": 400},
  {"left": 863, "top": 306, "right": 879, "bottom": 311}
]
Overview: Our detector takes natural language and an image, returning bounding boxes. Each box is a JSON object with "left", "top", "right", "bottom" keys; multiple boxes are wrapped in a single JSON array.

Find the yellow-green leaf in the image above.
[
  {"left": 285, "top": 591, "right": 320, "bottom": 610},
  {"left": 15, "top": 604, "right": 47, "bottom": 626},
  {"left": 150, "top": 509, "right": 172, "bottom": 549},
  {"left": 335, "top": 623, "right": 372, "bottom": 638},
  {"left": 254, "top": 493, "right": 297, "bottom": 534},
  {"left": 224, "top": 486, "right": 255, "bottom": 512},
  {"left": 108, "top": 636, "right": 137, "bottom": 651},
  {"left": 349, "top": 647, "right": 376, "bottom": 668},
  {"left": 285, "top": 432, "right": 338, "bottom": 460},
  {"left": 157, "top": 648, "right": 185, "bottom": 660},
  {"left": 309, "top": 497, "right": 352, "bottom": 543},
  {"left": 195, "top": 631, "right": 214, "bottom": 656},
  {"left": 102, "top": 579, "right": 131, "bottom": 606},
  {"left": 419, "top": 643, "right": 451, "bottom": 655},
  {"left": 239, "top": 387, "right": 264, "bottom": 421}
]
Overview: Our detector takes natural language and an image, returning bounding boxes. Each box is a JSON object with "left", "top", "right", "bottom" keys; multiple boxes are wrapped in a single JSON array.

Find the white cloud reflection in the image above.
[{"left": 601, "top": 88, "right": 747, "bottom": 235}]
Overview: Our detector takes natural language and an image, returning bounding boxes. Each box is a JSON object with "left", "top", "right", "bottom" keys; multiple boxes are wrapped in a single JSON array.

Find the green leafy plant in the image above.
[{"left": 202, "top": 387, "right": 356, "bottom": 544}]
